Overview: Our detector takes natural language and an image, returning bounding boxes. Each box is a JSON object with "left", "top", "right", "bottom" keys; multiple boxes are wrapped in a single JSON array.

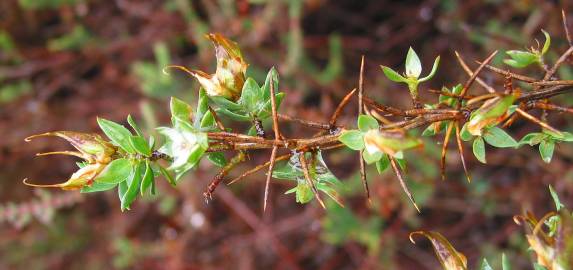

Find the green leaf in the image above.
[
  {"left": 460, "top": 123, "right": 473, "bottom": 141},
  {"left": 357, "top": 115, "right": 379, "bottom": 132},
  {"left": 200, "top": 110, "right": 216, "bottom": 129},
  {"left": 473, "top": 137, "right": 486, "bottom": 163},
  {"left": 210, "top": 95, "right": 242, "bottom": 111},
  {"left": 502, "top": 253, "right": 511, "bottom": 270},
  {"left": 405, "top": 47, "right": 422, "bottom": 78},
  {"left": 94, "top": 158, "right": 132, "bottom": 184},
  {"left": 207, "top": 152, "right": 227, "bottom": 167},
  {"left": 533, "top": 263, "right": 548, "bottom": 270},
  {"left": 539, "top": 140, "right": 555, "bottom": 163},
  {"left": 170, "top": 97, "right": 193, "bottom": 127},
  {"left": 121, "top": 161, "right": 143, "bottom": 211},
  {"left": 338, "top": 130, "right": 365, "bottom": 150},
  {"left": 480, "top": 259, "right": 493, "bottom": 270},
  {"left": 238, "top": 77, "right": 262, "bottom": 114},
  {"left": 519, "top": 132, "right": 545, "bottom": 146},
  {"left": 381, "top": 66, "right": 406, "bottom": 83},
  {"left": 541, "top": 29, "right": 551, "bottom": 55},
  {"left": 140, "top": 161, "right": 154, "bottom": 196},
  {"left": 274, "top": 152, "right": 343, "bottom": 206},
  {"left": 129, "top": 136, "right": 151, "bottom": 156},
  {"left": 215, "top": 107, "right": 251, "bottom": 121},
  {"left": 97, "top": 117, "right": 136, "bottom": 154},
  {"left": 548, "top": 185, "right": 564, "bottom": 211},
  {"left": 375, "top": 154, "right": 390, "bottom": 174},
  {"left": 419, "top": 56, "right": 440, "bottom": 82},
  {"left": 483, "top": 127, "right": 518, "bottom": 148},
  {"left": 262, "top": 67, "right": 279, "bottom": 101},
  {"left": 127, "top": 115, "right": 144, "bottom": 137},
  {"left": 257, "top": 92, "right": 285, "bottom": 119},
  {"left": 362, "top": 150, "right": 382, "bottom": 164},
  {"left": 194, "top": 88, "right": 210, "bottom": 129},
  {"left": 81, "top": 181, "right": 117, "bottom": 193},
  {"left": 117, "top": 180, "right": 128, "bottom": 207},
  {"left": 504, "top": 50, "right": 538, "bottom": 68},
  {"left": 422, "top": 124, "right": 437, "bottom": 137},
  {"left": 159, "top": 166, "right": 176, "bottom": 186}
]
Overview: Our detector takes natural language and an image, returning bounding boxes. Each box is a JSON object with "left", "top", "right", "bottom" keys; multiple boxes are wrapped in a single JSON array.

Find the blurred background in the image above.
[{"left": 1, "top": 0, "right": 573, "bottom": 269}]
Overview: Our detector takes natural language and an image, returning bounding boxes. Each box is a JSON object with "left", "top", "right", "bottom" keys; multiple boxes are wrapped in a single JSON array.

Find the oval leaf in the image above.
[
  {"left": 473, "top": 137, "right": 486, "bottom": 164},
  {"left": 483, "top": 127, "right": 518, "bottom": 148}
]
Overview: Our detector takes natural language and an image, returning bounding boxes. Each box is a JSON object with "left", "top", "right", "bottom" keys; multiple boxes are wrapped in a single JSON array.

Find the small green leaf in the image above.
[
  {"left": 460, "top": 123, "right": 473, "bottom": 141},
  {"left": 357, "top": 115, "right": 379, "bottom": 132},
  {"left": 362, "top": 150, "right": 382, "bottom": 164},
  {"left": 170, "top": 97, "right": 193, "bottom": 127},
  {"left": 194, "top": 88, "right": 210, "bottom": 129},
  {"left": 405, "top": 47, "right": 422, "bottom": 78},
  {"left": 238, "top": 77, "right": 262, "bottom": 113},
  {"left": 504, "top": 50, "right": 538, "bottom": 68},
  {"left": 339, "top": 130, "right": 365, "bottom": 150},
  {"left": 548, "top": 185, "right": 564, "bottom": 211},
  {"left": 262, "top": 67, "right": 279, "bottom": 101},
  {"left": 483, "top": 127, "right": 518, "bottom": 148},
  {"left": 519, "top": 132, "right": 545, "bottom": 146},
  {"left": 81, "top": 181, "right": 117, "bottom": 193},
  {"left": 533, "top": 263, "right": 548, "bottom": 270},
  {"left": 422, "top": 124, "right": 437, "bottom": 136},
  {"left": 381, "top": 66, "right": 406, "bottom": 83},
  {"left": 541, "top": 29, "right": 551, "bottom": 55},
  {"left": 140, "top": 161, "right": 154, "bottom": 196},
  {"left": 97, "top": 117, "right": 136, "bottom": 154},
  {"left": 94, "top": 158, "right": 132, "bottom": 184},
  {"left": 257, "top": 92, "right": 285, "bottom": 119},
  {"left": 127, "top": 115, "right": 144, "bottom": 137},
  {"left": 480, "top": 259, "right": 493, "bottom": 270},
  {"left": 215, "top": 107, "right": 251, "bottom": 121},
  {"left": 129, "top": 136, "right": 151, "bottom": 156},
  {"left": 200, "top": 110, "right": 216, "bottom": 129},
  {"left": 539, "top": 140, "right": 555, "bottom": 163},
  {"left": 207, "top": 152, "right": 228, "bottom": 167},
  {"left": 502, "top": 253, "right": 511, "bottom": 270},
  {"left": 375, "top": 154, "right": 390, "bottom": 174},
  {"left": 159, "top": 166, "right": 176, "bottom": 186},
  {"left": 473, "top": 137, "right": 486, "bottom": 163},
  {"left": 419, "top": 56, "right": 440, "bottom": 82},
  {"left": 121, "top": 161, "right": 143, "bottom": 211}
]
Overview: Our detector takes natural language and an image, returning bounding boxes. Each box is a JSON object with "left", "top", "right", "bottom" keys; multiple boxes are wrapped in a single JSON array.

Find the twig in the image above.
[
  {"left": 542, "top": 46, "right": 573, "bottom": 81},
  {"left": 299, "top": 152, "right": 326, "bottom": 209},
  {"left": 263, "top": 76, "right": 281, "bottom": 212},
  {"left": 278, "top": 114, "right": 330, "bottom": 130},
  {"left": 531, "top": 80, "right": 573, "bottom": 86},
  {"left": 458, "top": 50, "right": 498, "bottom": 104},
  {"left": 203, "top": 151, "right": 247, "bottom": 201},
  {"left": 358, "top": 56, "right": 371, "bottom": 205},
  {"left": 208, "top": 106, "right": 226, "bottom": 131},
  {"left": 390, "top": 157, "right": 420, "bottom": 213},
  {"left": 515, "top": 108, "right": 562, "bottom": 135},
  {"left": 454, "top": 121, "right": 471, "bottom": 182},
  {"left": 455, "top": 51, "right": 496, "bottom": 93},
  {"left": 329, "top": 88, "right": 357, "bottom": 127},
  {"left": 440, "top": 122, "right": 455, "bottom": 181},
  {"left": 479, "top": 62, "right": 537, "bottom": 83},
  {"left": 227, "top": 154, "right": 292, "bottom": 185},
  {"left": 563, "top": 10, "right": 572, "bottom": 46}
]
